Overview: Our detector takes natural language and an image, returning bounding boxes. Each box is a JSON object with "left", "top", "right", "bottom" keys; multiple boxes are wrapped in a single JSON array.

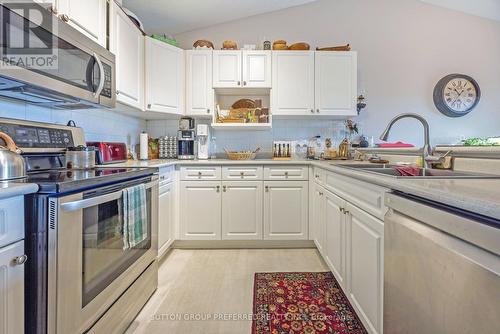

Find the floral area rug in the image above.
[{"left": 252, "top": 272, "right": 367, "bottom": 334}]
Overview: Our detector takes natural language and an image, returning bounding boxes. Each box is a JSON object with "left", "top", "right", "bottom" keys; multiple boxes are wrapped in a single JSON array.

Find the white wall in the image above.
[
  {"left": 175, "top": 0, "right": 500, "bottom": 146},
  {"left": 0, "top": 100, "right": 146, "bottom": 147}
]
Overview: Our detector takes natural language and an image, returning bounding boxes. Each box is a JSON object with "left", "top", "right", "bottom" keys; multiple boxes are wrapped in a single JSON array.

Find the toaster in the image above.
[{"left": 86, "top": 142, "right": 128, "bottom": 164}]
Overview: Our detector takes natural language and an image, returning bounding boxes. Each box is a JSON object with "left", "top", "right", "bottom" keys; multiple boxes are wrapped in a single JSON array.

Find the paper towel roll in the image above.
[{"left": 140, "top": 132, "right": 148, "bottom": 160}]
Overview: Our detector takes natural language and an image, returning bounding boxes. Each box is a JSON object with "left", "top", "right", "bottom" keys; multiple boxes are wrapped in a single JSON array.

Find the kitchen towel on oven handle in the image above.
[{"left": 122, "top": 184, "right": 148, "bottom": 250}]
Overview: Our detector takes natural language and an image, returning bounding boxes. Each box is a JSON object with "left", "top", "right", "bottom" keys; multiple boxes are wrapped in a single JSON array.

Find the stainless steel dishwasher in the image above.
[{"left": 384, "top": 192, "right": 500, "bottom": 334}]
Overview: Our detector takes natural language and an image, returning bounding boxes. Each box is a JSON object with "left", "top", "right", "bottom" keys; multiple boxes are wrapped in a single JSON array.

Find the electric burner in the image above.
[{"left": 26, "top": 167, "right": 153, "bottom": 194}]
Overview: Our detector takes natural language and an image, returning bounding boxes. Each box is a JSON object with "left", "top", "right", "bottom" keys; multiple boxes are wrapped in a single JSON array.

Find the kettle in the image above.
[{"left": 0, "top": 132, "right": 26, "bottom": 181}]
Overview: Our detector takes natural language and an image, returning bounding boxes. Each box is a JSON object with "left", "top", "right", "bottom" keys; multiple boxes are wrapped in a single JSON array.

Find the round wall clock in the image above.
[{"left": 433, "top": 74, "right": 480, "bottom": 117}]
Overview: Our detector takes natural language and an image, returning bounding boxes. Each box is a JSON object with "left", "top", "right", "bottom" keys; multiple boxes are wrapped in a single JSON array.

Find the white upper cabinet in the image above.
[
  {"left": 186, "top": 50, "right": 213, "bottom": 116},
  {"left": 145, "top": 37, "right": 184, "bottom": 114},
  {"left": 272, "top": 51, "right": 315, "bottom": 115},
  {"left": 56, "top": 0, "right": 106, "bottom": 47},
  {"left": 213, "top": 51, "right": 242, "bottom": 88},
  {"left": 242, "top": 51, "right": 271, "bottom": 88},
  {"left": 109, "top": 1, "right": 145, "bottom": 110},
  {"left": 213, "top": 50, "right": 271, "bottom": 88},
  {"left": 315, "top": 51, "right": 357, "bottom": 116}
]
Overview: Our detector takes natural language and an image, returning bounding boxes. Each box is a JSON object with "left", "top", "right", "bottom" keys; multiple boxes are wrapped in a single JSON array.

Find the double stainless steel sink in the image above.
[{"left": 335, "top": 164, "right": 500, "bottom": 179}]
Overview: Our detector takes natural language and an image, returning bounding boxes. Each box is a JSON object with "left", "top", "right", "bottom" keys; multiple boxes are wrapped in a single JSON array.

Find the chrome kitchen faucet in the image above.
[{"left": 380, "top": 113, "right": 450, "bottom": 169}]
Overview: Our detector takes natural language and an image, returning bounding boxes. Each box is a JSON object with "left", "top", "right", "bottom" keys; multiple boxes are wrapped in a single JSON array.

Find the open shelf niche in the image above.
[{"left": 212, "top": 88, "right": 272, "bottom": 131}]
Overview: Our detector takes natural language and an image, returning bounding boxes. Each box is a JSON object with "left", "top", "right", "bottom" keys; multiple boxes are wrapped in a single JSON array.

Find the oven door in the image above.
[{"left": 48, "top": 176, "right": 158, "bottom": 334}]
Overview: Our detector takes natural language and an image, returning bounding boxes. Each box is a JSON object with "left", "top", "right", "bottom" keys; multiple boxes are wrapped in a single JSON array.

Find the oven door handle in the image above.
[{"left": 60, "top": 180, "right": 158, "bottom": 212}]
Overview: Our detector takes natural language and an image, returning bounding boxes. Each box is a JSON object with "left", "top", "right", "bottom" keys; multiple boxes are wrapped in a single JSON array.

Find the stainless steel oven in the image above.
[
  {"left": 0, "top": 2, "right": 115, "bottom": 109},
  {"left": 47, "top": 175, "right": 158, "bottom": 334}
]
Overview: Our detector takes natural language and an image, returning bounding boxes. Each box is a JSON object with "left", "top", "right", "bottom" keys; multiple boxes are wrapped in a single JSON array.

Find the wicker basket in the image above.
[{"left": 224, "top": 148, "right": 260, "bottom": 160}]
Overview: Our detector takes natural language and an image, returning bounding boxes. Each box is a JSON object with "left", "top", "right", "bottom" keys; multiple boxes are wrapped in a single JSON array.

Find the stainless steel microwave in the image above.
[{"left": 0, "top": 2, "right": 116, "bottom": 109}]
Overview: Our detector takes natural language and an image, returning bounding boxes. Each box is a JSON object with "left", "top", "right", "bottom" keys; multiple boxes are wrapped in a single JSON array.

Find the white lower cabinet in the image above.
[
  {"left": 311, "top": 184, "right": 326, "bottom": 253},
  {"left": 263, "top": 181, "right": 308, "bottom": 240},
  {"left": 222, "top": 181, "right": 263, "bottom": 240},
  {"left": 158, "top": 182, "right": 174, "bottom": 257},
  {"left": 180, "top": 181, "right": 221, "bottom": 240},
  {"left": 346, "top": 202, "right": 384, "bottom": 334},
  {"left": 313, "top": 168, "right": 384, "bottom": 334},
  {"left": 324, "top": 190, "right": 347, "bottom": 288},
  {"left": 0, "top": 240, "right": 25, "bottom": 334}
]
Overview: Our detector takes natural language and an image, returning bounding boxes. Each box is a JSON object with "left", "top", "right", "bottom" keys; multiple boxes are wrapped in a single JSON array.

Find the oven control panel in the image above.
[{"left": 0, "top": 123, "right": 74, "bottom": 148}]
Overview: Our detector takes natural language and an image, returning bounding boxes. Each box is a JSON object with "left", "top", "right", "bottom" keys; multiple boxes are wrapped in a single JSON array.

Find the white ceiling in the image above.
[
  {"left": 122, "top": 0, "right": 319, "bottom": 35},
  {"left": 419, "top": 0, "right": 500, "bottom": 22},
  {"left": 122, "top": 0, "right": 500, "bottom": 36}
]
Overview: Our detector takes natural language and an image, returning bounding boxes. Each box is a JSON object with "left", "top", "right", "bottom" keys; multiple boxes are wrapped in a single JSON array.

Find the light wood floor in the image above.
[{"left": 125, "top": 248, "right": 328, "bottom": 334}]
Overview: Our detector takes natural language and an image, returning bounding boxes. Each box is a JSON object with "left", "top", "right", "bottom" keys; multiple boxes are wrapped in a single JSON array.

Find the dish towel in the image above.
[
  {"left": 395, "top": 165, "right": 421, "bottom": 176},
  {"left": 122, "top": 184, "right": 148, "bottom": 250},
  {"left": 377, "top": 141, "right": 415, "bottom": 148}
]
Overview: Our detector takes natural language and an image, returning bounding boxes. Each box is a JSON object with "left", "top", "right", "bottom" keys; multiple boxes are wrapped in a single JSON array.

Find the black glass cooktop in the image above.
[{"left": 25, "top": 167, "right": 154, "bottom": 194}]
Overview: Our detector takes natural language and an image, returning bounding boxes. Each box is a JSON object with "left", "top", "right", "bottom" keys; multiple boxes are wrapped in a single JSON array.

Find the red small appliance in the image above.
[{"left": 86, "top": 142, "right": 128, "bottom": 164}]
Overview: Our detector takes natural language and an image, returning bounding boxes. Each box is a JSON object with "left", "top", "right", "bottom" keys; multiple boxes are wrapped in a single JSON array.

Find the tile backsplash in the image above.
[
  {"left": 147, "top": 118, "right": 351, "bottom": 155},
  {"left": 0, "top": 100, "right": 146, "bottom": 147}
]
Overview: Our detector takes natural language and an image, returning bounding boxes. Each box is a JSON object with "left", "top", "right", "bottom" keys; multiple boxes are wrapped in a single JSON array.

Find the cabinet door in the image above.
[
  {"left": 315, "top": 51, "right": 357, "bottom": 116},
  {"left": 180, "top": 181, "right": 221, "bottom": 240},
  {"left": 110, "top": 2, "right": 144, "bottom": 109},
  {"left": 272, "top": 51, "right": 315, "bottom": 115},
  {"left": 57, "top": 0, "right": 106, "bottom": 47},
  {"left": 222, "top": 181, "right": 263, "bottom": 240},
  {"left": 311, "top": 184, "right": 325, "bottom": 254},
  {"left": 145, "top": 38, "right": 184, "bottom": 114},
  {"left": 213, "top": 51, "right": 242, "bottom": 88},
  {"left": 0, "top": 240, "right": 25, "bottom": 334},
  {"left": 324, "top": 190, "right": 346, "bottom": 287},
  {"left": 186, "top": 50, "right": 213, "bottom": 116},
  {"left": 242, "top": 51, "right": 271, "bottom": 88},
  {"left": 158, "top": 182, "right": 174, "bottom": 257},
  {"left": 263, "top": 181, "right": 308, "bottom": 240},
  {"left": 346, "top": 203, "right": 384, "bottom": 334}
]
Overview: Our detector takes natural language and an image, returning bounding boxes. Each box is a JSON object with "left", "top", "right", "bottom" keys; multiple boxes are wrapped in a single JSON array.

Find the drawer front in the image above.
[
  {"left": 222, "top": 166, "right": 263, "bottom": 180},
  {"left": 313, "top": 167, "right": 325, "bottom": 184},
  {"left": 264, "top": 165, "right": 308, "bottom": 180},
  {"left": 159, "top": 166, "right": 174, "bottom": 185},
  {"left": 325, "top": 171, "right": 388, "bottom": 220},
  {"left": 180, "top": 166, "right": 221, "bottom": 180},
  {"left": 0, "top": 196, "right": 24, "bottom": 248}
]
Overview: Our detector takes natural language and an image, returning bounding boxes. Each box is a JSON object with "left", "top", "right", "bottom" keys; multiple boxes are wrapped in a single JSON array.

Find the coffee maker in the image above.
[
  {"left": 196, "top": 124, "right": 209, "bottom": 160},
  {"left": 178, "top": 117, "right": 195, "bottom": 160}
]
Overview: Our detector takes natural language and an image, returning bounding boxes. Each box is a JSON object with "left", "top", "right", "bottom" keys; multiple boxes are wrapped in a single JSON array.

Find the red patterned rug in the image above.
[{"left": 252, "top": 272, "right": 367, "bottom": 334}]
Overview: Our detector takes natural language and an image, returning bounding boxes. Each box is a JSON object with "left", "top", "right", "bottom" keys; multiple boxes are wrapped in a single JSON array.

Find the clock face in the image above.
[
  {"left": 433, "top": 74, "right": 481, "bottom": 117},
  {"left": 443, "top": 78, "right": 477, "bottom": 112}
]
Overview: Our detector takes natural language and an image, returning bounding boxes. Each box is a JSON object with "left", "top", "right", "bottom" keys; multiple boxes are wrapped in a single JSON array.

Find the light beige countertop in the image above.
[
  {"left": 0, "top": 181, "right": 38, "bottom": 200},
  {"left": 100, "top": 158, "right": 311, "bottom": 168},
  {"left": 312, "top": 161, "right": 500, "bottom": 221},
  {"left": 99, "top": 158, "right": 500, "bottom": 221}
]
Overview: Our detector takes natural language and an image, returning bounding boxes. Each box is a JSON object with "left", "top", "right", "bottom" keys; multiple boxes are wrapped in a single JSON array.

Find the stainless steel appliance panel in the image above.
[
  {"left": 0, "top": 3, "right": 115, "bottom": 108},
  {"left": 48, "top": 177, "right": 158, "bottom": 334},
  {"left": 384, "top": 198, "right": 500, "bottom": 334}
]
